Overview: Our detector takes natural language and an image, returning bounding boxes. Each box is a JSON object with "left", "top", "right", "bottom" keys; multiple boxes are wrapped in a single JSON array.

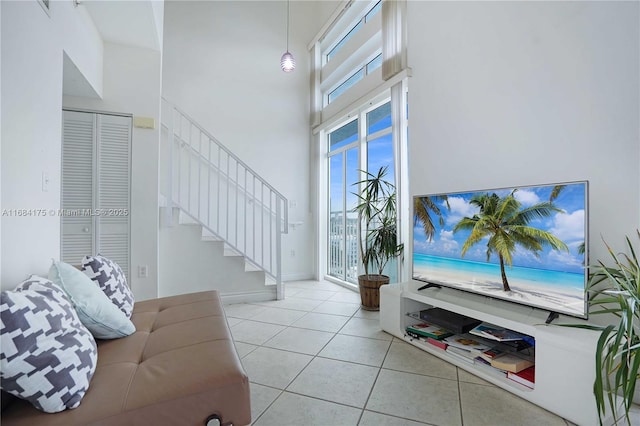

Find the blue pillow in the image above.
[{"left": 48, "top": 261, "right": 135, "bottom": 339}]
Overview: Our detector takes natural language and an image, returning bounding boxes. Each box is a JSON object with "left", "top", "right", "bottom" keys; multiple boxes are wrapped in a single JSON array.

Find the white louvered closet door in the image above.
[
  {"left": 61, "top": 110, "right": 131, "bottom": 279},
  {"left": 61, "top": 111, "right": 95, "bottom": 265}
]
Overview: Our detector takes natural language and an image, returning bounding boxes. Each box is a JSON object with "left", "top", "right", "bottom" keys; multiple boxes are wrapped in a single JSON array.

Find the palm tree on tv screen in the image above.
[
  {"left": 414, "top": 195, "right": 449, "bottom": 242},
  {"left": 453, "top": 190, "right": 569, "bottom": 292}
]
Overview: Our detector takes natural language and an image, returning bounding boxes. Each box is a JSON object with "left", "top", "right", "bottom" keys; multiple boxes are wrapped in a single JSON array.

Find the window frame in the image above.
[{"left": 324, "top": 95, "right": 394, "bottom": 286}]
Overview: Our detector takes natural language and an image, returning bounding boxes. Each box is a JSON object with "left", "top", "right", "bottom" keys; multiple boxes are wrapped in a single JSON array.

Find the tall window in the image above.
[
  {"left": 310, "top": 0, "right": 383, "bottom": 122},
  {"left": 327, "top": 101, "right": 394, "bottom": 284},
  {"left": 314, "top": 0, "right": 409, "bottom": 287}
]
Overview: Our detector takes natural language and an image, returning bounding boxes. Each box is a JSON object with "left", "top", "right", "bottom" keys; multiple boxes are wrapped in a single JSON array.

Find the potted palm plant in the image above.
[
  {"left": 566, "top": 231, "right": 640, "bottom": 425},
  {"left": 352, "top": 166, "right": 403, "bottom": 310}
]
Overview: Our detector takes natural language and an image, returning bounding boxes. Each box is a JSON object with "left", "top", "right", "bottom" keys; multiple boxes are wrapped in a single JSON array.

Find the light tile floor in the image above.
[{"left": 223, "top": 280, "right": 637, "bottom": 426}]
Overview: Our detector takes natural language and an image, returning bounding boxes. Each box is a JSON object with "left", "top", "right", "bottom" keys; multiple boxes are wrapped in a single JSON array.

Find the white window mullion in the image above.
[
  {"left": 341, "top": 152, "right": 348, "bottom": 281},
  {"left": 357, "top": 108, "right": 368, "bottom": 278},
  {"left": 311, "top": 42, "right": 322, "bottom": 128},
  {"left": 391, "top": 80, "right": 409, "bottom": 282}
]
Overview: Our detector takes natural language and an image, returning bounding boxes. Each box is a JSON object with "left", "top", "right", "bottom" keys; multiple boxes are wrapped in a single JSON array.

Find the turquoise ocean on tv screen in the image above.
[{"left": 413, "top": 253, "right": 585, "bottom": 292}]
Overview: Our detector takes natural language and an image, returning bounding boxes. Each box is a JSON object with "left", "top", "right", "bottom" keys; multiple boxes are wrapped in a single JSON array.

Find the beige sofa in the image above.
[{"left": 1, "top": 291, "right": 251, "bottom": 426}]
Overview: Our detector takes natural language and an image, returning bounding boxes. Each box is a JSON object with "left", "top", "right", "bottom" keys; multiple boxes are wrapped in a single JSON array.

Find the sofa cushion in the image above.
[
  {"left": 0, "top": 276, "right": 97, "bottom": 413},
  {"left": 48, "top": 261, "right": 135, "bottom": 339},
  {"left": 0, "top": 291, "right": 251, "bottom": 426},
  {"left": 81, "top": 255, "right": 134, "bottom": 318}
]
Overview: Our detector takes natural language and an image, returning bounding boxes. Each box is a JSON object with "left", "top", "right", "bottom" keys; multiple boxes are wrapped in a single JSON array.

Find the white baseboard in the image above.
[
  {"left": 283, "top": 272, "right": 314, "bottom": 282},
  {"left": 220, "top": 288, "right": 277, "bottom": 305}
]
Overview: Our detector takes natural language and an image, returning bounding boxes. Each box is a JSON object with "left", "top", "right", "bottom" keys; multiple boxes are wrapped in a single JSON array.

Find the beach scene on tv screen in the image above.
[{"left": 412, "top": 182, "right": 587, "bottom": 317}]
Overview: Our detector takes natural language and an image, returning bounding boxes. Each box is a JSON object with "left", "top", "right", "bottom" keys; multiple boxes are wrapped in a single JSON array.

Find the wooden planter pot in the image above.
[{"left": 358, "top": 274, "right": 390, "bottom": 311}]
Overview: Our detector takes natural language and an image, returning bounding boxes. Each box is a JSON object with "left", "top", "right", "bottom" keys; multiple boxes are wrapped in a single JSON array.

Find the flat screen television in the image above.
[{"left": 412, "top": 181, "right": 588, "bottom": 319}]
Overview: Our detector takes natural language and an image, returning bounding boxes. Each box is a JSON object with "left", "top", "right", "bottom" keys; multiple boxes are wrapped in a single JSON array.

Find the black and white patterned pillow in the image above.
[
  {"left": 81, "top": 255, "right": 134, "bottom": 318},
  {"left": 0, "top": 276, "right": 97, "bottom": 413}
]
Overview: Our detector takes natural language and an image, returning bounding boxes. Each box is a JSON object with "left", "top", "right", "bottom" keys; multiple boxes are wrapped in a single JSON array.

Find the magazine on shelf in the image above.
[
  {"left": 443, "top": 333, "right": 493, "bottom": 352},
  {"left": 473, "top": 346, "right": 508, "bottom": 362},
  {"left": 474, "top": 357, "right": 508, "bottom": 378},
  {"left": 406, "top": 322, "right": 454, "bottom": 340},
  {"left": 446, "top": 346, "right": 476, "bottom": 364},
  {"left": 470, "top": 324, "right": 528, "bottom": 342},
  {"left": 500, "top": 339, "right": 534, "bottom": 352}
]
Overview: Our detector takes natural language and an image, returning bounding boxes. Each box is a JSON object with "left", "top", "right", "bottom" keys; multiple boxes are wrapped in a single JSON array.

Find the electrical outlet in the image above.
[
  {"left": 138, "top": 265, "right": 148, "bottom": 278},
  {"left": 290, "top": 250, "right": 295, "bottom": 257}
]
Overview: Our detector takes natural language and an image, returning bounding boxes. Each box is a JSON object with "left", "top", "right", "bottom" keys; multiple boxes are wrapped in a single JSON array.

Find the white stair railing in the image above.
[{"left": 160, "top": 98, "right": 288, "bottom": 299}]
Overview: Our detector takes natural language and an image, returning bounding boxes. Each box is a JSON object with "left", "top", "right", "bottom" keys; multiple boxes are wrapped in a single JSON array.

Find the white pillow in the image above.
[
  {"left": 0, "top": 276, "right": 97, "bottom": 413},
  {"left": 48, "top": 261, "right": 135, "bottom": 339}
]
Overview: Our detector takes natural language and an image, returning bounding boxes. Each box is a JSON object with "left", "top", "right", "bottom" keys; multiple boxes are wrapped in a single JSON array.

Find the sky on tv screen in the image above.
[{"left": 413, "top": 182, "right": 587, "bottom": 275}]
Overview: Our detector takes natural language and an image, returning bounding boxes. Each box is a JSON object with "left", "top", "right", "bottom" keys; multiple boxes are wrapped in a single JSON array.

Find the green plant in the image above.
[
  {"left": 566, "top": 230, "right": 640, "bottom": 425},
  {"left": 352, "top": 166, "right": 403, "bottom": 277}
]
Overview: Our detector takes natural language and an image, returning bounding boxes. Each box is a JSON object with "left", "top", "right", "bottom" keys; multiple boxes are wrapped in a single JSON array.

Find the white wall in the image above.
[
  {"left": 407, "top": 1, "right": 639, "bottom": 265},
  {"left": 0, "top": 1, "right": 3, "bottom": 282},
  {"left": 1, "top": 0, "right": 103, "bottom": 289},
  {"left": 151, "top": 1, "right": 164, "bottom": 47},
  {"left": 0, "top": 1, "right": 3, "bottom": 281},
  {"left": 159, "top": 211, "right": 271, "bottom": 300},
  {"left": 162, "top": 1, "right": 332, "bottom": 282},
  {"left": 64, "top": 42, "right": 162, "bottom": 302}
]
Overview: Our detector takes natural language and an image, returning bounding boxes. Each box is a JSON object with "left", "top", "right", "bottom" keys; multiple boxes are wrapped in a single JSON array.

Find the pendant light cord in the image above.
[{"left": 286, "top": 0, "right": 290, "bottom": 51}]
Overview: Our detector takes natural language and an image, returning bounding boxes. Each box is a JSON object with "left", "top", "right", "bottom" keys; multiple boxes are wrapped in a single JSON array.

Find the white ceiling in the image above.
[
  {"left": 63, "top": 51, "right": 101, "bottom": 98},
  {"left": 83, "top": 0, "right": 162, "bottom": 51},
  {"left": 63, "top": 0, "right": 162, "bottom": 98}
]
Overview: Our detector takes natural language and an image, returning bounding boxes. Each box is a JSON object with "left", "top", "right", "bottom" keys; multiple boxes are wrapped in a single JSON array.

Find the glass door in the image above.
[
  {"left": 328, "top": 120, "right": 359, "bottom": 283},
  {"left": 326, "top": 101, "right": 396, "bottom": 285}
]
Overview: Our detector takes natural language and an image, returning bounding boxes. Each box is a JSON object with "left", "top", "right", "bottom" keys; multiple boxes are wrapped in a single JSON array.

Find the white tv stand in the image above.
[{"left": 380, "top": 281, "right": 609, "bottom": 426}]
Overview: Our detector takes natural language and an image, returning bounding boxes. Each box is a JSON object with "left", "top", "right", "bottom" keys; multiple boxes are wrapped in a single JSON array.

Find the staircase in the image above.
[{"left": 160, "top": 98, "right": 288, "bottom": 299}]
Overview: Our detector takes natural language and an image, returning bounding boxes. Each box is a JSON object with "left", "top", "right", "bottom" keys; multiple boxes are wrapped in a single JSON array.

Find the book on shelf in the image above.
[
  {"left": 507, "top": 366, "right": 535, "bottom": 388},
  {"left": 443, "top": 334, "right": 493, "bottom": 352},
  {"left": 405, "top": 330, "right": 449, "bottom": 351},
  {"left": 446, "top": 346, "right": 476, "bottom": 364},
  {"left": 474, "top": 356, "right": 508, "bottom": 378},
  {"left": 490, "top": 353, "right": 535, "bottom": 373},
  {"left": 469, "top": 324, "right": 528, "bottom": 342},
  {"left": 473, "top": 346, "right": 508, "bottom": 363},
  {"left": 427, "top": 337, "right": 448, "bottom": 350},
  {"left": 500, "top": 339, "right": 534, "bottom": 352},
  {"left": 406, "top": 322, "right": 454, "bottom": 340}
]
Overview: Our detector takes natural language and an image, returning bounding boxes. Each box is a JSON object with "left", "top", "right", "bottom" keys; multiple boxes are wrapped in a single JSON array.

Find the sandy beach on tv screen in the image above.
[{"left": 413, "top": 267, "right": 586, "bottom": 317}]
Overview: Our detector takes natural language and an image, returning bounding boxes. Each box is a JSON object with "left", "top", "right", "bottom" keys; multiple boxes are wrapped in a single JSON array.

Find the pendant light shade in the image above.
[
  {"left": 281, "top": 51, "right": 295, "bottom": 73},
  {"left": 281, "top": 0, "right": 295, "bottom": 72}
]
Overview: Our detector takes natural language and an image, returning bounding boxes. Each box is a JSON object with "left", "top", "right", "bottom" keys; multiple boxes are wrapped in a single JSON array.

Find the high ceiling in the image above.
[
  {"left": 63, "top": 0, "right": 163, "bottom": 98},
  {"left": 83, "top": 0, "right": 163, "bottom": 51}
]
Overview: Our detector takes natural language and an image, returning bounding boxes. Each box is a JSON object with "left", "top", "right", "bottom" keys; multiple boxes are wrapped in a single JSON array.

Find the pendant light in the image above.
[{"left": 280, "top": 0, "right": 295, "bottom": 72}]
